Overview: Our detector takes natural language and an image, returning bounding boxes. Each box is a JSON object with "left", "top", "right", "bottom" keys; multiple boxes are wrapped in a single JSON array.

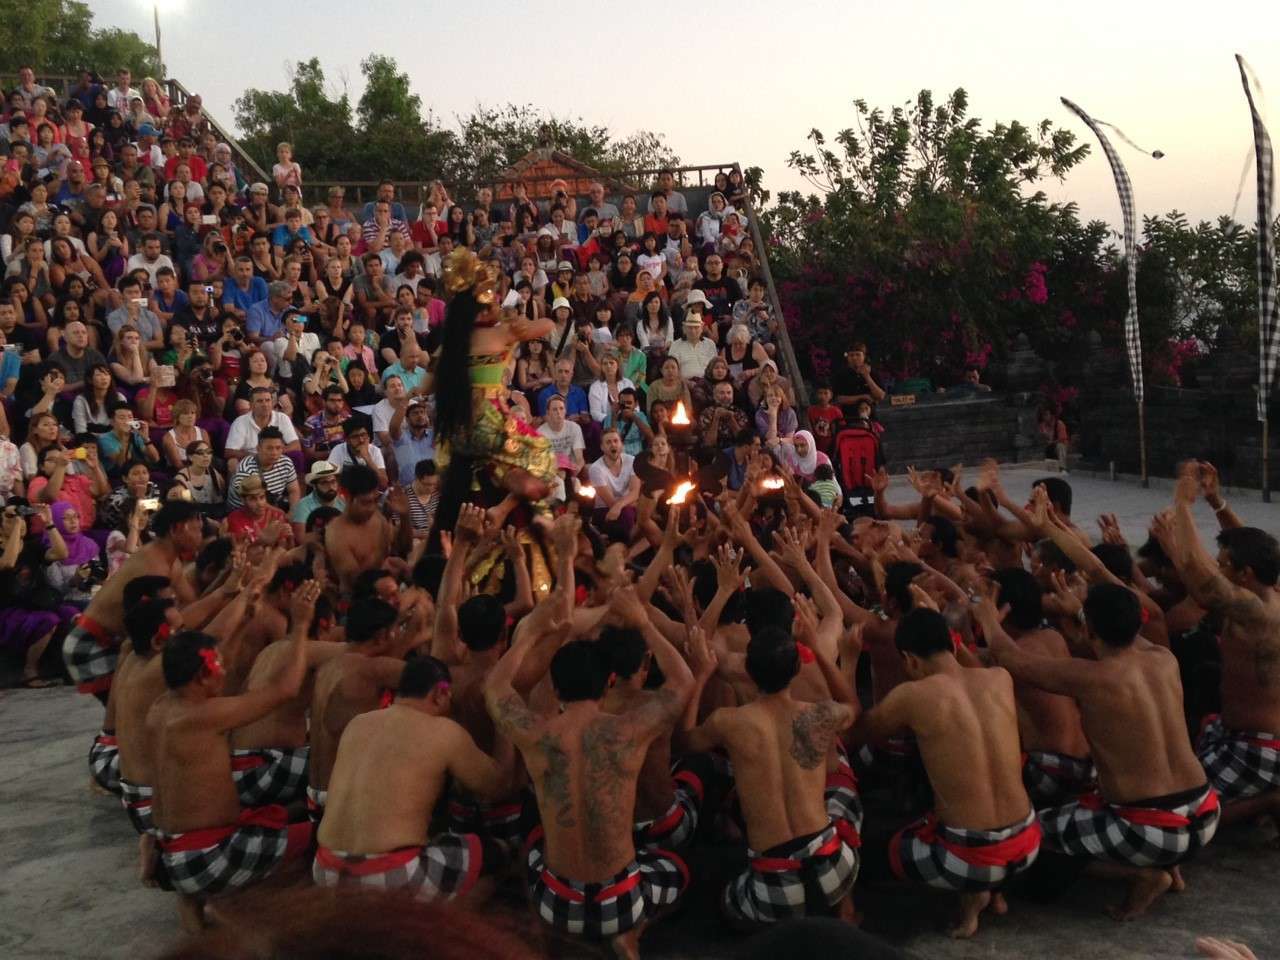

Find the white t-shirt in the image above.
[
  {"left": 588, "top": 453, "right": 635, "bottom": 506},
  {"left": 327, "top": 442, "right": 386, "bottom": 471},
  {"left": 538, "top": 420, "right": 585, "bottom": 463},
  {"left": 371, "top": 398, "right": 396, "bottom": 435},
  {"left": 588, "top": 377, "right": 635, "bottom": 423},
  {"left": 126, "top": 252, "right": 175, "bottom": 287},
  {"left": 226, "top": 411, "right": 299, "bottom": 452},
  {"left": 636, "top": 253, "right": 665, "bottom": 281}
]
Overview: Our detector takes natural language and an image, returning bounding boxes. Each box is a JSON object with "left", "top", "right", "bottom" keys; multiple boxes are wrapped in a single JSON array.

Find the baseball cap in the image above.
[
  {"left": 306, "top": 461, "right": 339, "bottom": 484},
  {"left": 136, "top": 123, "right": 160, "bottom": 138},
  {"left": 250, "top": 182, "right": 269, "bottom": 195},
  {"left": 407, "top": 396, "right": 430, "bottom": 410},
  {"left": 556, "top": 260, "right": 574, "bottom": 273}
]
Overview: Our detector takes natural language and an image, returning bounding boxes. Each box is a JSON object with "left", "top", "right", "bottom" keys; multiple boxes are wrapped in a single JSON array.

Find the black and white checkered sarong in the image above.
[
  {"left": 723, "top": 821, "right": 858, "bottom": 925},
  {"left": 89, "top": 730, "right": 121, "bottom": 795},
  {"left": 63, "top": 615, "right": 119, "bottom": 695},
  {"left": 119, "top": 778, "right": 155, "bottom": 836},
  {"left": 313, "top": 834, "right": 483, "bottom": 901},
  {"left": 526, "top": 827, "right": 688, "bottom": 939},
  {"left": 1023, "top": 750, "right": 1096, "bottom": 809},
  {"left": 1198, "top": 715, "right": 1280, "bottom": 802},
  {"left": 890, "top": 809, "right": 1041, "bottom": 892},
  {"left": 231, "top": 746, "right": 309, "bottom": 807},
  {"left": 447, "top": 787, "right": 536, "bottom": 851},
  {"left": 634, "top": 771, "right": 703, "bottom": 851},
  {"left": 306, "top": 784, "right": 326, "bottom": 825},
  {"left": 1039, "top": 783, "right": 1219, "bottom": 868},
  {"left": 157, "top": 804, "right": 289, "bottom": 896}
]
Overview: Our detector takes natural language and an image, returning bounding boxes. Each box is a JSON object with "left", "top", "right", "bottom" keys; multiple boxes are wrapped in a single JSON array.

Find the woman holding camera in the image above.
[
  {"left": 0, "top": 503, "right": 78, "bottom": 687},
  {"left": 191, "top": 231, "right": 233, "bottom": 283}
]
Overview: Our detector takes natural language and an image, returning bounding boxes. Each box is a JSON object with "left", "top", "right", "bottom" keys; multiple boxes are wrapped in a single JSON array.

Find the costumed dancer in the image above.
[{"left": 431, "top": 248, "right": 560, "bottom": 546}]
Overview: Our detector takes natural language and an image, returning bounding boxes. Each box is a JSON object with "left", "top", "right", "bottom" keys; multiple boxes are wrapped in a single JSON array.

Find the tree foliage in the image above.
[
  {"left": 0, "top": 0, "right": 159, "bottom": 78},
  {"left": 764, "top": 87, "right": 1265, "bottom": 400},
  {"left": 234, "top": 58, "right": 680, "bottom": 188}
]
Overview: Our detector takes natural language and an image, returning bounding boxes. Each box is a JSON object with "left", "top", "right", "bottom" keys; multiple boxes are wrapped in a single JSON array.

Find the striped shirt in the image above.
[
  {"left": 227, "top": 454, "right": 298, "bottom": 509},
  {"left": 406, "top": 486, "right": 438, "bottom": 533}
]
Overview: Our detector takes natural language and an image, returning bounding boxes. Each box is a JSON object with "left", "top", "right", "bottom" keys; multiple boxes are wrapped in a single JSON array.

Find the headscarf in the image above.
[
  {"left": 48, "top": 500, "right": 100, "bottom": 567},
  {"left": 785, "top": 430, "right": 820, "bottom": 477}
]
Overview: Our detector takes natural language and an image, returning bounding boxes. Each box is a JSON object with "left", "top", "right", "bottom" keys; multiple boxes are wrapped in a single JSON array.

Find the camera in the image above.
[
  {"left": 14, "top": 505, "right": 41, "bottom": 518},
  {"left": 204, "top": 285, "right": 214, "bottom": 294},
  {"left": 139, "top": 498, "right": 161, "bottom": 512},
  {"left": 231, "top": 328, "right": 245, "bottom": 341},
  {"left": 212, "top": 242, "right": 226, "bottom": 253}
]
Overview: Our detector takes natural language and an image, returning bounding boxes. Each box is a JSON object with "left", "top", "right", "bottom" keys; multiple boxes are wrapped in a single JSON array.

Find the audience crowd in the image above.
[{"left": 4, "top": 67, "right": 1273, "bottom": 960}]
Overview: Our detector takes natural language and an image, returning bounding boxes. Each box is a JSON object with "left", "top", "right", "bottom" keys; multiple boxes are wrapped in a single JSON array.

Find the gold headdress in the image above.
[{"left": 443, "top": 248, "right": 497, "bottom": 304}]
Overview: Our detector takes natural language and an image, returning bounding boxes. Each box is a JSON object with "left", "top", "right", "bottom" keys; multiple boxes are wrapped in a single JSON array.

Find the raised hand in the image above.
[
  {"left": 792, "top": 593, "right": 820, "bottom": 646},
  {"left": 1097, "top": 513, "right": 1126, "bottom": 546},
  {"left": 711, "top": 542, "right": 744, "bottom": 593},
  {"left": 289, "top": 579, "right": 322, "bottom": 630},
  {"left": 1149, "top": 509, "right": 1177, "bottom": 554},
  {"left": 500, "top": 525, "right": 522, "bottom": 561},
  {"left": 1174, "top": 460, "right": 1199, "bottom": 506},
  {"left": 869, "top": 466, "right": 889, "bottom": 494},
  {"left": 687, "top": 625, "right": 717, "bottom": 680},
  {"left": 610, "top": 582, "right": 648, "bottom": 628},
  {"left": 773, "top": 524, "right": 809, "bottom": 570},
  {"left": 454, "top": 502, "right": 486, "bottom": 544},
  {"left": 1048, "top": 569, "right": 1083, "bottom": 619},
  {"left": 385, "top": 483, "right": 410, "bottom": 516},
  {"left": 549, "top": 512, "right": 581, "bottom": 555},
  {"left": 1197, "top": 460, "right": 1222, "bottom": 505},
  {"left": 908, "top": 582, "right": 940, "bottom": 613}
]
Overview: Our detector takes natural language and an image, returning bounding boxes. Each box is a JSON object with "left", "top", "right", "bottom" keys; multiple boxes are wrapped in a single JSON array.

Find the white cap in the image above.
[{"left": 551, "top": 297, "right": 571, "bottom": 313}]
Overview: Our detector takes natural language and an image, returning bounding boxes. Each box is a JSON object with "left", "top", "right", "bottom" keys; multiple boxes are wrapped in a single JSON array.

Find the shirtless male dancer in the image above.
[
  {"left": 323, "top": 465, "right": 412, "bottom": 592},
  {"left": 485, "top": 580, "right": 695, "bottom": 959},
  {"left": 681, "top": 626, "right": 862, "bottom": 928},
  {"left": 989, "top": 568, "right": 1094, "bottom": 807},
  {"left": 64, "top": 500, "right": 205, "bottom": 700},
  {"left": 314, "top": 655, "right": 512, "bottom": 901},
  {"left": 306, "top": 597, "right": 419, "bottom": 823},
  {"left": 980, "top": 581, "right": 1219, "bottom": 920},
  {"left": 851, "top": 607, "right": 1040, "bottom": 939},
  {"left": 146, "top": 582, "right": 322, "bottom": 928},
  {"left": 229, "top": 568, "right": 347, "bottom": 808},
  {"left": 115, "top": 582, "right": 257, "bottom": 880},
  {"left": 1159, "top": 463, "right": 1280, "bottom": 824}
]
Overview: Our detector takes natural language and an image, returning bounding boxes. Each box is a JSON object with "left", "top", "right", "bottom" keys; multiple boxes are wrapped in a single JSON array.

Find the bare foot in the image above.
[
  {"left": 1106, "top": 868, "right": 1173, "bottom": 921},
  {"left": 989, "top": 891, "right": 1009, "bottom": 915},
  {"left": 175, "top": 895, "right": 207, "bottom": 933},
  {"left": 835, "top": 892, "right": 861, "bottom": 926},
  {"left": 949, "top": 891, "right": 990, "bottom": 939},
  {"left": 610, "top": 920, "right": 647, "bottom": 960},
  {"left": 137, "top": 833, "right": 157, "bottom": 886},
  {"left": 1168, "top": 866, "right": 1186, "bottom": 892},
  {"left": 88, "top": 775, "right": 113, "bottom": 797}
]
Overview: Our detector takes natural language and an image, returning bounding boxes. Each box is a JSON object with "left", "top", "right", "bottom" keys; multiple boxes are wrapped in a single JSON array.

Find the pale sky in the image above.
[{"left": 95, "top": 0, "right": 1280, "bottom": 230}]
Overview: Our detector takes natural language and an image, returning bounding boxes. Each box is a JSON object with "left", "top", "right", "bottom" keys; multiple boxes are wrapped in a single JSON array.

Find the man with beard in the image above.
[
  {"left": 291, "top": 461, "right": 347, "bottom": 542},
  {"left": 698, "top": 380, "right": 750, "bottom": 451}
]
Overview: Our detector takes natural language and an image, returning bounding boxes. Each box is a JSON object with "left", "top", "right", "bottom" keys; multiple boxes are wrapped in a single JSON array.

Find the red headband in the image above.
[
  {"left": 155, "top": 622, "right": 172, "bottom": 644},
  {"left": 795, "top": 642, "right": 816, "bottom": 665}
]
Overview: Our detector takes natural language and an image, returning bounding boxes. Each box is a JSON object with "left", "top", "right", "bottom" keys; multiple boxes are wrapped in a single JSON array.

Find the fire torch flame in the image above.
[
  {"left": 577, "top": 484, "right": 597, "bottom": 499},
  {"left": 666, "top": 480, "right": 696, "bottom": 505},
  {"left": 670, "top": 400, "right": 690, "bottom": 426}
]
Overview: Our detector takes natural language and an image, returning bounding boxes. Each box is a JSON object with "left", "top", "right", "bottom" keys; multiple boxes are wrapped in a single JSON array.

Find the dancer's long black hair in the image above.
[{"left": 428, "top": 273, "right": 483, "bottom": 553}]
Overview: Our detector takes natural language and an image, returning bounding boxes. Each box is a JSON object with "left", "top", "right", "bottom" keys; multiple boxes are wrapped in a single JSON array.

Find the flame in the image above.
[
  {"left": 761, "top": 477, "right": 785, "bottom": 491},
  {"left": 666, "top": 480, "right": 696, "bottom": 505},
  {"left": 670, "top": 400, "right": 690, "bottom": 426},
  {"left": 577, "top": 484, "right": 597, "bottom": 499}
]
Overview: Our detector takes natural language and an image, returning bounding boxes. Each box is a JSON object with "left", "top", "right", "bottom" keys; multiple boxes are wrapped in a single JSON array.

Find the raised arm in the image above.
[
  {"left": 431, "top": 503, "right": 486, "bottom": 663},
  {"left": 973, "top": 588, "right": 1096, "bottom": 698},
  {"left": 722, "top": 501, "right": 794, "bottom": 596},
  {"left": 774, "top": 525, "right": 843, "bottom": 659},
  {"left": 193, "top": 581, "right": 316, "bottom": 733},
  {"left": 1166, "top": 464, "right": 1266, "bottom": 621}
]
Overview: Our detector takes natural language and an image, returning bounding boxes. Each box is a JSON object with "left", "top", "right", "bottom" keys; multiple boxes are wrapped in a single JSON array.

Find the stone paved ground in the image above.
[{"left": 2, "top": 465, "right": 1277, "bottom": 959}]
